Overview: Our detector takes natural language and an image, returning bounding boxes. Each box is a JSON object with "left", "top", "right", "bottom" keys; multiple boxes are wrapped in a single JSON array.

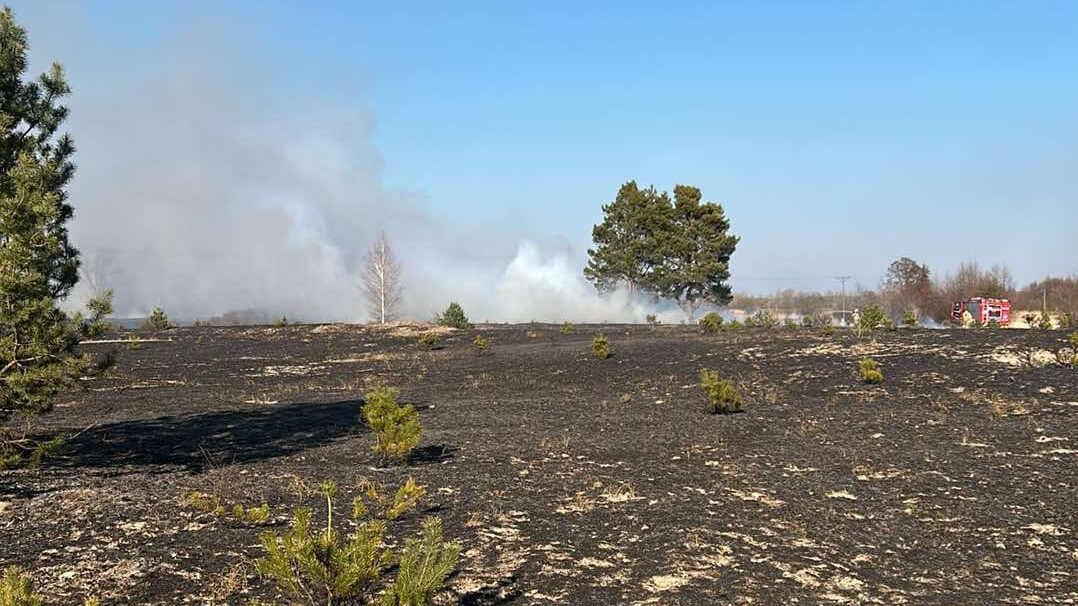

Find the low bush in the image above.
[
  {"left": 903, "top": 309, "right": 918, "bottom": 327},
  {"left": 356, "top": 476, "right": 428, "bottom": 521},
  {"left": 186, "top": 491, "right": 271, "bottom": 523},
  {"left": 274, "top": 316, "right": 288, "bottom": 327},
  {"left": 699, "top": 370, "right": 743, "bottom": 413},
  {"left": 418, "top": 331, "right": 439, "bottom": 350},
  {"left": 255, "top": 479, "right": 459, "bottom": 606},
  {"left": 722, "top": 319, "right": 744, "bottom": 332},
  {"left": 860, "top": 357, "right": 883, "bottom": 384},
  {"left": 472, "top": 335, "right": 489, "bottom": 354},
  {"left": 560, "top": 321, "right": 574, "bottom": 335},
  {"left": 783, "top": 318, "right": 798, "bottom": 330},
  {"left": 437, "top": 302, "right": 472, "bottom": 329},
  {"left": 698, "top": 312, "right": 723, "bottom": 333},
  {"left": 70, "top": 290, "right": 115, "bottom": 339},
  {"left": 362, "top": 387, "right": 421, "bottom": 461},
  {"left": 746, "top": 310, "right": 779, "bottom": 329},
  {"left": 1058, "top": 312, "right": 1073, "bottom": 331},
  {"left": 141, "top": 306, "right": 172, "bottom": 331},
  {"left": 1037, "top": 312, "right": 1053, "bottom": 330},
  {"left": 645, "top": 314, "right": 659, "bottom": 325},
  {"left": 592, "top": 335, "right": 610, "bottom": 359},
  {"left": 859, "top": 304, "right": 885, "bottom": 331}
]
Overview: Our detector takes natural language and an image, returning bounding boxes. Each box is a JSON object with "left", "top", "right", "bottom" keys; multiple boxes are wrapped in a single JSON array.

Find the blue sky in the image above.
[{"left": 12, "top": 0, "right": 1078, "bottom": 301}]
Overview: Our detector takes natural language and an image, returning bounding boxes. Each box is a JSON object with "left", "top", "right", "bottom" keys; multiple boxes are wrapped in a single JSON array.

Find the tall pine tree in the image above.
[
  {"left": 0, "top": 7, "right": 104, "bottom": 424},
  {"left": 647, "top": 185, "right": 739, "bottom": 321},
  {"left": 584, "top": 181, "right": 672, "bottom": 299}
]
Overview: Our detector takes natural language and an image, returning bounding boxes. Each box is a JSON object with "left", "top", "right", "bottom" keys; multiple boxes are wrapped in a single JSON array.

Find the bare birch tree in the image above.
[{"left": 362, "top": 231, "right": 403, "bottom": 324}]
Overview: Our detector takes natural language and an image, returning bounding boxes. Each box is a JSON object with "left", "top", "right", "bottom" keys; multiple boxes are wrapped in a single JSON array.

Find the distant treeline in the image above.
[{"left": 731, "top": 260, "right": 1078, "bottom": 323}]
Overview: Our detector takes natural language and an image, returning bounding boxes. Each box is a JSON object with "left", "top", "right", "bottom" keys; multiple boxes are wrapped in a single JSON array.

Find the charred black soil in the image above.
[{"left": 1, "top": 324, "right": 1076, "bottom": 604}]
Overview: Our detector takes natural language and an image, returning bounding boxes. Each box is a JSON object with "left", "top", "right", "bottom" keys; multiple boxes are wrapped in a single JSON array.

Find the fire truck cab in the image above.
[{"left": 951, "top": 297, "right": 1011, "bottom": 326}]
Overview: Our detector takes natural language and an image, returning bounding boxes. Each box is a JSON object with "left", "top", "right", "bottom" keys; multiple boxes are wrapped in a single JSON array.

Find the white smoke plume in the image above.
[{"left": 53, "top": 10, "right": 662, "bottom": 324}]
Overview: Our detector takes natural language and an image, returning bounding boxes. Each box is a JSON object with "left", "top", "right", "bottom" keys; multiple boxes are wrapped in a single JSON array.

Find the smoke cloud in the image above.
[{"left": 59, "top": 11, "right": 660, "bottom": 324}]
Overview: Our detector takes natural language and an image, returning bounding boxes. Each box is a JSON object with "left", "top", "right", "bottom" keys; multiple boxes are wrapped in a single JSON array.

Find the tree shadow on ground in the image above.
[
  {"left": 457, "top": 575, "right": 522, "bottom": 605},
  {"left": 409, "top": 443, "right": 456, "bottom": 465},
  {"left": 53, "top": 400, "right": 365, "bottom": 472}
]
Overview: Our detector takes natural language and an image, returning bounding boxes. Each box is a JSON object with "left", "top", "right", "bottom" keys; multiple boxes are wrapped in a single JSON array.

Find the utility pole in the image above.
[{"left": 836, "top": 276, "right": 851, "bottom": 326}]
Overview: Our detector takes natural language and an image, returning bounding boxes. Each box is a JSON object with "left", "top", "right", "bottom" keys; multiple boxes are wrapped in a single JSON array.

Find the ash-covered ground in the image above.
[{"left": 1, "top": 323, "right": 1075, "bottom": 605}]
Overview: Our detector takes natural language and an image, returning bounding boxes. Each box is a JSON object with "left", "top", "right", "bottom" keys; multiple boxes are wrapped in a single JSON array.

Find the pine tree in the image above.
[
  {"left": 650, "top": 185, "right": 739, "bottom": 321},
  {"left": 436, "top": 302, "right": 470, "bottom": 329},
  {"left": 0, "top": 7, "right": 98, "bottom": 423},
  {"left": 584, "top": 181, "right": 673, "bottom": 298}
]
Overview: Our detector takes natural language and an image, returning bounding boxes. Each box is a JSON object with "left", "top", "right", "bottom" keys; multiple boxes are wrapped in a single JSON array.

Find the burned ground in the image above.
[{"left": 1, "top": 323, "right": 1076, "bottom": 604}]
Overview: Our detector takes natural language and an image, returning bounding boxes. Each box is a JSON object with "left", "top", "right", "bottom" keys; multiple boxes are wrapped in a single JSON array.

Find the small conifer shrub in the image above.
[
  {"left": 860, "top": 357, "right": 883, "bottom": 384},
  {"left": 255, "top": 479, "right": 458, "bottom": 606},
  {"left": 436, "top": 302, "right": 472, "bottom": 329},
  {"left": 720, "top": 319, "right": 744, "bottom": 332},
  {"left": 383, "top": 518, "right": 460, "bottom": 606},
  {"left": 186, "top": 491, "right": 271, "bottom": 523},
  {"left": 560, "top": 321, "right": 574, "bottom": 335},
  {"left": 698, "top": 312, "right": 723, "bottom": 333},
  {"left": 142, "top": 306, "right": 172, "bottom": 330},
  {"left": 903, "top": 309, "right": 918, "bottom": 327},
  {"left": 592, "top": 335, "right": 610, "bottom": 359},
  {"left": 362, "top": 386, "right": 421, "bottom": 461},
  {"left": 1058, "top": 312, "right": 1072, "bottom": 331},
  {"left": 699, "top": 370, "right": 743, "bottom": 413},
  {"left": 472, "top": 335, "right": 489, "bottom": 354},
  {"left": 859, "top": 304, "right": 885, "bottom": 331},
  {"left": 418, "top": 331, "right": 439, "bottom": 350},
  {"left": 1, "top": 566, "right": 39, "bottom": 606},
  {"left": 748, "top": 310, "right": 779, "bottom": 329},
  {"left": 1037, "top": 312, "right": 1053, "bottom": 330}
]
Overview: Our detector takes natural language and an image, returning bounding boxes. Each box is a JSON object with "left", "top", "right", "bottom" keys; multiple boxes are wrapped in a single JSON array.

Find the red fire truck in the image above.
[{"left": 951, "top": 297, "right": 1011, "bottom": 326}]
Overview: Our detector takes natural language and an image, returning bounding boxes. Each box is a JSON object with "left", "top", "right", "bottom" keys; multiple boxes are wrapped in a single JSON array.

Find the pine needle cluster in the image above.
[
  {"left": 255, "top": 479, "right": 459, "bottom": 606},
  {"left": 362, "top": 387, "right": 421, "bottom": 461},
  {"left": 592, "top": 335, "right": 610, "bottom": 359},
  {"left": 860, "top": 357, "right": 883, "bottom": 384},
  {"left": 699, "top": 370, "right": 743, "bottom": 413},
  {"left": 698, "top": 312, "right": 723, "bottom": 333}
]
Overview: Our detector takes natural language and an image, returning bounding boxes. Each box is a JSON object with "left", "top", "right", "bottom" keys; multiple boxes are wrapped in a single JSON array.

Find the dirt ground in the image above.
[{"left": 1, "top": 323, "right": 1076, "bottom": 605}]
